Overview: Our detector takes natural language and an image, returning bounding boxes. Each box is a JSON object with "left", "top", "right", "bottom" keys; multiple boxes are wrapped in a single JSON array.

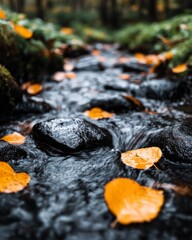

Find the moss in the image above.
[{"left": 0, "top": 65, "right": 22, "bottom": 112}]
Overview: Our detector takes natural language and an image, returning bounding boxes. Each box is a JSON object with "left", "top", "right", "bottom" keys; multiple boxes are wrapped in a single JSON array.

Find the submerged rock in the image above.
[
  {"left": 0, "top": 65, "right": 22, "bottom": 113},
  {"left": 32, "top": 118, "right": 113, "bottom": 153},
  {"left": 0, "top": 141, "right": 27, "bottom": 161},
  {"left": 149, "top": 121, "right": 192, "bottom": 163}
]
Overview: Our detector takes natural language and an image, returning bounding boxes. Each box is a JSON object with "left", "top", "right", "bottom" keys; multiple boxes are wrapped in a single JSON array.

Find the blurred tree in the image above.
[
  {"left": 35, "top": 0, "right": 47, "bottom": 19},
  {"left": 148, "top": 0, "right": 157, "bottom": 21}
]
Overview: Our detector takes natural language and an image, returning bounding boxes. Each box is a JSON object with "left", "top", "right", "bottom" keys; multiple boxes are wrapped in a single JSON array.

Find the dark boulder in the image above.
[
  {"left": 32, "top": 118, "right": 113, "bottom": 153},
  {"left": 132, "top": 79, "right": 184, "bottom": 100},
  {"left": 80, "top": 93, "right": 143, "bottom": 113},
  {"left": 149, "top": 121, "right": 192, "bottom": 163},
  {"left": 0, "top": 141, "right": 27, "bottom": 161}
]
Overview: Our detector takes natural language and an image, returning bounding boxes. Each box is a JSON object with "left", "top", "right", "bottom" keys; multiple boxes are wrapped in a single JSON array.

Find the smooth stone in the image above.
[
  {"left": 149, "top": 121, "right": 192, "bottom": 163},
  {"left": 32, "top": 118, "right": 113, "bottom": 153}
]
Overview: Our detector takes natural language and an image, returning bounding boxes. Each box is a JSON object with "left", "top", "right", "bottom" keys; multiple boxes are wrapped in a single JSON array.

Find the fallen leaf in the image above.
[
  {"left": 64, "top": 63, "right": 74, "bottom": 72},
  {"left": 118, "top": 74, "right": 130, "bottom": 80},
  {"left": 85, "top": 108, "right": 114, "bottom": 119},
  {"left": 134, "top": 53, "right": 146, "bottom": 63},
  {"left": 61, "top": 27, "right": 74, "bottom": 35},
  {"left": 14, "top": 24, "right": 33, "bottom": 39},
  {"left": 27, "top": 83, "right": 43, "bottom": 95},
  {"left": 91, "top": 50, "right": 101, "bottom": 56},
  {"left": 52, "top": 72, "right": 66, "bottom": 82},
  {"left": 172, "top": 64, "right": 187, "bottom": 73},
  {"left": 160, "top": 36, "right": 173, "bottom": 46},
  {"left": 0, "top": 9, "right": 6, "bottom": 19},
  {"left": 0, "top": 132, "right": 26, "bottom": 145},
  {"left": 0, "top": 162, "right": 30, "bottom": 193},
  {"left": 21, "top": 81, "right": 31, "bottom": 90},
  {"left": 118, "top": 56, "right": 130, "bottom": 64},
  {"left": 121, "top": 147, "right": 162, "bottom": 169},
  {"left": 65, "top": 72, "right": 77, "bottom": 79},
  {"left": 123, "top": 95, "right": 143, "bottom": 107},
  {"left": 164, "top": 52, "right": 174, "bottom": 60},
  {"left": 104, "top": 178, "right": 164, "bottom": 225}
]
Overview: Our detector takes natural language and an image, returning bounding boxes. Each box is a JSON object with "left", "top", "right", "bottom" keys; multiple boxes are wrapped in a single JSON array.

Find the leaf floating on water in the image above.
[
  {"left": 14, "top": 24, "right": 33, "bottom": 39},
  {"left": 0, "top": 162, "right": 30, "bottom": 193},
  {"left": 27, "top": 83, "right": 43, "bottom": 95},
  {"left": 172, "top": 64, "right": 187, "bottom": 73},
  {"left": 104, "top": 178, "right": 164, "bottom": 225},
  {"left": 85, "top": 108, "right": 114, "bottom": 120},
  {"left": 121, "top": 147, "right": 162, "bottom": 169},
  {"left": 0, "top": 132, "right": 26, "bottom": 145},
  {"left": 0, "top": 9, "right": 6, "bottom": 19},
  {"left": 118, "top": 74, "right": 130, "bottom": 80},
  {"left": 65, "top": 72, "right": 77, "bottom": 79}
]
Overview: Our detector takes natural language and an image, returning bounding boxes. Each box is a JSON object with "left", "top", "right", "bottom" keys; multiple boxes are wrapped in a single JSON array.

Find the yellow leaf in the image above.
[
  {"left": 27, "top": 83, "right": 43, "bottom": 95},
  {"left": 0, "top": 9, "right": 6, "bottom": 19},
  {"left": 0, "top": 132, "right": 26, "bottom": 145},
  {"left": 61, "top": 27, "right": 74, "bottom": 35},
  {"left": 85, "top": 108, "right": 114, "bottom": 120},
  {"left": 118, "top": 74, "right": 130, "bottom": 80},
  {"left": 172, "top": 64, "right": 187, "bottom": 73},
  {"left": 0, "top": 162, "right": 30, "bottom": 193},
  {"left": 104, "top": 178, "right": 164, "bottom": 225},
  {"left": 121, "top": 147, "right": 162, "bottom": 169},
  {"left": 14, "top": 24, "right": 33, "bottom": 39},
  {"left": 65, "top": 72, "right": 77, "bottom": 79}
]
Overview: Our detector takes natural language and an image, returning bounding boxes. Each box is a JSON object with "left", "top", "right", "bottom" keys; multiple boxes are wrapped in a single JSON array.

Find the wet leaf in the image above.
[
  {"left": 27, "top": 83, "right": 43, "bottom": 95},
  {"left": 61, "top": 27, "right": 74, "bottom": 35},
  {"left": 0, "top": 162, "right": 30, "bottom": 193},
  {"left": 91, "top": 50, "right": 101, "bottom": 56},
  {"left": 14, "top": 24, "right": 33, "bottom": 39},
  {"left": 0, "top": 132, "right": 26, "bottom": 145},
  {"left": 104, "top": 178, "right": 164, "bottom": 225},
  {"left": 172, "top": 64, "right": 187, "bottom": 73},
  {"left": 118, "top": 74, "right": 130, "bottom": 80},
  {"left": 164, "top": 52, "right": 174, "bottom": 60},
  {"left": 121, "top": 147, "right": 162, "bottom": 169},
  {"left": 64, "top": 63, "right": 74, "bottom": 72},
  {"left": 65, "top": 72, "right": 77, "bottom": 79},
  {"left": 85, "top": 108, "right": 114, "bottom": 119},
  {"left": 123, "top": 95, "right": 143, "bottom": 107},
  {"left": 134, "top": 53, "right": 146, "bottom": 63},
  {"left": 52, "top": 72, "right": 66, "bottom": 82},
  {"left": 0, "top": 9, "right": 6, "bottom": 19}
]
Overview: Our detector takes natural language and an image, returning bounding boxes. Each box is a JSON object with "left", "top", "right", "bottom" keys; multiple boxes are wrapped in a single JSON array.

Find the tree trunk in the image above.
[
  {"left": 110, "top": 0, "right": 119, "bottom": 28},
  {"left": 17, "top": 0, "right": 25, "bottom": 13},
  {"left": 9, "top": 0, "right": 16, "bottom": 10},
  {"left": 148, "top": 0, "right": 157, "bottom": 21},
  {"left": 99, "top": 0, "right": 109, "bottom": 26},
  {"left": 35, "top": 0, "right": 46, "bottom": 19}
]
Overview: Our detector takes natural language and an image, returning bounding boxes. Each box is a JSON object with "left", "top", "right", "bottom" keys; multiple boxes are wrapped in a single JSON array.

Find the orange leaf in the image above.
[
  {"left": 104, "top": 178, "right": 164, "bottom": 225},
  {"left": 52, "top": 72, "right": 66, "bottom": 82},
  {"left": 65, "top": 72, "right": 77, "bottom": 79},
  {"left": 172, "top": 64, "right": 187, "bottom": 73},
  {"left": 123, "top": 95, "right": 143, "bottom": 107},
  {"left": 118, "top": 74, "right": 130, "bottom": 80},
  {"left": 91, "top": 50, "right": 101, "bottom": 56},
  {"left": 0, "top": 132, "right": 26, "bottom": 145},
  {"left": 164, "top": 52, "right": 174, "bottom": 60},
  {"left": 121, "top": 147, "right": 162, "bottom": 169},
  {"left": 134, "top": 53, "right": 146, "bottom": 63},
  {"left": 14, "top": 24, "right": 33, "bottom": 39},
  {"left": 85, "top": 108, "right": 114, "bottom": 120},
  {"left": 27, "top": 83, "right": 43, "bottom": 95},
  {"left": 0, "top": 162, "right": 30, "bottom": 193},
  {"left": 160, "top": 36, "right": 173, "bottom": 46},
  {"left": 0, "top": 9, "right": 6, "bottom": 19},
  {"left": 61, "top": 27, "right": 74, "bottom": 35}
]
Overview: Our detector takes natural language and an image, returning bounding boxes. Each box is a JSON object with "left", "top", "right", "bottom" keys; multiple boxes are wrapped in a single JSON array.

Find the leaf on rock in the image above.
[
  {"left": 0, "top": 132, "right": 26, "bottom": 145},
  {"left": 123, "top": 95, "right": 143, "bottom": 108},
  {"left": 52, "top": 72, "right": 66, "bottom": 82},
  {"left": 85, "top": 108, "right": 114, "bottom": 120},
  {"left": 0, "top": 162, "right": 30, "bottom": 193},
  {"left": 61, "top": 27, "right": 74, "bottom": 35},
  {"left": 91, "top": 50, "right": 101, "bottom": 56},
  {"left": 65, "top": 72, "right": 77, "bottom": 79},
  {"left": 121, "top": 147, "right": 162, "bottom": 169},
  {"left": 118, "top": 74, "right": 130, "bottom": 80},
  {"left": 172, "top": 64, "right": 187, "bottom": 73},
  {"left": 27, "top": 83, "right": 43, "bottom": 95},
  {"left": 0, "top": 9, "right": 6, "bottom": 19},
  {"left": 64, "top": 63, "right": 74, "bottom": 72},
  {"left": 104, "top": 178, "right": 164, "bottom": 225},
  {"left": 14, "top": 24, "right": 33, "bottom": 39}
]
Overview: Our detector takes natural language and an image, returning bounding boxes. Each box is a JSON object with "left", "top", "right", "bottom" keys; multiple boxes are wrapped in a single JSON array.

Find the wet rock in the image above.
[
  {"left": 0, "top": 65, "right": 22, "bottom": 113},
  {"left": 122, "top": 61, "right": 150, "bottom": 72},
  {"left": 32, "top": 118, "right": 113, "bottom": 153},
  {"left": 0, "top": 141, "right": 27, "bottom": 161},
  {"left": 132, "top": 79, "right": 184, "bottom": 100},
  {"left": 74, "top": 56, "right": 103, "bottom": 71},
  {"left": 80, "top": 93, "right": 143, "bottom": 113},
  {"left": 149, "top": 121, "right": 192, "bottom": 163}
]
